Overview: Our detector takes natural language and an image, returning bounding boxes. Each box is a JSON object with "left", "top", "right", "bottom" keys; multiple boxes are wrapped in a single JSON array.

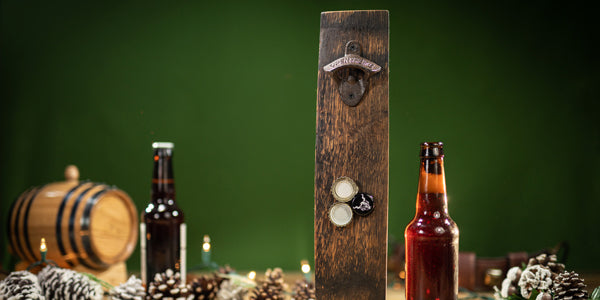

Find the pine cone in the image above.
[
  {"left": 249, "top": 268, "right": 286, "bottom": 300},
  {"left": 215, "top": 280, "right": 248, "bottom": 300},
  {"left": 527, "top": 254, "right": 565, "bottom": 279},
  {"left": 190, "top": 275, "right": 219, "bottom": 300},
  {"left": 536, "top": 292, "right": 552, "bottom": 300},
  {"left": 553, "top": 271, "right": 588, "bottom": 300},
  {"left": 0, "top": 270, "right": 45, "bottom": 300},
  {"left": 497, "top": 266, "right": 522, "bottom": 298},
  {"left": 110, "top": 275, "right": 145, "bottom": 300},
  {"left": 217, "top": 265, "right": 235, "bottom": 276},
  {"left": 147, "top": 269, "right": 192, "bottom": 300},
  {"left": 38, "top": 265, "right": 103, "bottom": 300},
  {"left": 214, "top": 265, "right": 235, "bottom": 287},
  {"left": 518, "top": 265, "right": 552, "bottom": 299},
  {"left": 291, "top": 279, "right": 315, "bottom": 300}
]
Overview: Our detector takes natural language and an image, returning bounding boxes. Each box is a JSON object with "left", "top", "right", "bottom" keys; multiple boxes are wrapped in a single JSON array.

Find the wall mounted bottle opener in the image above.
[{"left": 323, "top": 40, "right": 382, "bottom": 106}]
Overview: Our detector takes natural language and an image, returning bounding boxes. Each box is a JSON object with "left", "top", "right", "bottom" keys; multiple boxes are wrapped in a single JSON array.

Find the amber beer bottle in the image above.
[
  {"left": 141, "top": 142, "right": 186, "bottom": 287},
  {"left": 405, "top": 142, "right": 459, "bottom": 300}
]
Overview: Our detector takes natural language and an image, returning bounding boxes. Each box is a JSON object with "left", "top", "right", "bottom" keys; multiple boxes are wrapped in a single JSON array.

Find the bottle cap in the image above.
[
  {"left": 350, "top": 193, "right": 374, "bottom": 216},
  {"left": 152, "top": 142, "right": 174, "bottom": 149},
  {"left": 420, "top": 142, "right": 444, "bottom": 157},
  {"left": 330, "top": 176, "right": 359, "bottom": 202},
  {"left": 329, "top": 203, "right": 353, "bottom": 227}
]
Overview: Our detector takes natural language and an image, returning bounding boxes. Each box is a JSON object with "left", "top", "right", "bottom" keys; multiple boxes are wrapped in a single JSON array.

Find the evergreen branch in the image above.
[{"left": 81, "top": 272, "right": 114, "bottom": 291}]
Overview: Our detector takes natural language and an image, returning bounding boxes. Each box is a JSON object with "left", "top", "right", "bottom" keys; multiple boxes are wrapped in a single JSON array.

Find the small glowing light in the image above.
[
  {"left": 40, "top": 238, "right": 47, "bottom": 252},
  {"left": 248, "top": 271, "right": 256, "bottom": 280},
  {"left": 202, "top": 235, "right": 211, "bottom": 252},
  {"left": 301, "top": 260, "right": 311, "bottom": 274},
  {"left": 399, "top": 270, "right": 406, "bottom": 279},
  {"left": 154, "top": 155, "right": 159, "bottom": 161}
]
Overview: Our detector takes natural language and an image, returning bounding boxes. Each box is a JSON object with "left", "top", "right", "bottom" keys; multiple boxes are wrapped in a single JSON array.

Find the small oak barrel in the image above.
[{"left": 8, "top": 165, "right": 138, "bottom": 270}]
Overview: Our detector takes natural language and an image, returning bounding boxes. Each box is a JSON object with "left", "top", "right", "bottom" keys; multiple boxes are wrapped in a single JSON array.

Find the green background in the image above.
[{"left": 1, "top": 0, "right": 599, "bottom": 274}]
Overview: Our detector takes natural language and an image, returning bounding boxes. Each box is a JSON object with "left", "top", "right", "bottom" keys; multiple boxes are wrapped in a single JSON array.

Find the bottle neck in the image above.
[
  {"left": 416, "top": 157, "right": 448, "bottom": 215},
  {"left": 152, "top": 148, "right": 175, "bottom": 202}
]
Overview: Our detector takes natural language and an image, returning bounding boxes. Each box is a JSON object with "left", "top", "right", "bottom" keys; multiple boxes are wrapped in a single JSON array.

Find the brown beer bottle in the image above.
[
  {"left": 405, "top": 142, "right": 459, "bottom": 300},
  {"left": 141, "top": 142, "right": 186, "bottom": 287}
]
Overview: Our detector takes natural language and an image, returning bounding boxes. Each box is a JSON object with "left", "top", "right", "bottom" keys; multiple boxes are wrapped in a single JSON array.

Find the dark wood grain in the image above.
[{"left": 314, "top": 10, "right": 389, "bottom": 300}]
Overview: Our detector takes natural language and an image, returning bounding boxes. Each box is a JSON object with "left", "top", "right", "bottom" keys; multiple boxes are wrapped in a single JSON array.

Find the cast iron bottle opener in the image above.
[{"left": 323, "top": 40, "right": 382, "bottom": 106}]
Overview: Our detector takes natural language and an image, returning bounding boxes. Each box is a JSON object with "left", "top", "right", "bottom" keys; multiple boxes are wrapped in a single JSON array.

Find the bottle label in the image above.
[
  {"left": 140, "top": 223, "right": 147, "bottom": 285},
  {"left": 180, "top": 223, "right": 187, "bottom": 284}
]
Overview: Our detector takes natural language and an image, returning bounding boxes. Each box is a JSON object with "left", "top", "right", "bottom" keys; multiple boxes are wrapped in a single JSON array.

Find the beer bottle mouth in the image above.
[
  {"left": 420, "top": 142, "right": 444, "bottom": 157},
  {"left": 152, "top": 142, "right": 174, "bottom": 149}
]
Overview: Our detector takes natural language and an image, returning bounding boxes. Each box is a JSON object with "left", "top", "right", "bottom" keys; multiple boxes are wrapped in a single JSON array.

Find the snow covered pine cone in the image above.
[
  {"left": 291, "top": 279, "right": 315, "bottom": 300},
  {"left": 518, "top": 265, "right": 553, "bottom": 299},
  {"left": 528, "top": 253, "right": 566, "bottom": 279},
  {"left": 519, "top": 265, "right": 552, "bottom": 299},
  {"left": 249, "top": 268, "right": 286, "bottom": 300},
  {"left": 497, "top": 266, "right": 522, "bottom": 298},
  {"left": 147, "top": 269, "right": 192, "bottom": 300},
  {"left": 0, "top": 270, "right": 45, "bottom": 300},
  {"left": 190, "top": 275, "right": 220, "bottom": 300},
  {"left": 110, "top": 275, "right": 146, "bottom": 300},
  {"left": 215, "top": 280, "right": 247, "bottom": 300},
  {"left": 553, "top": 271, "right": 588, "bottom": 300},
  {"left": 214, "top": 265, "right": 235, "bottom": 287},
  {"left": 38, "top": 265, "right": 103, "bottom": 300}
]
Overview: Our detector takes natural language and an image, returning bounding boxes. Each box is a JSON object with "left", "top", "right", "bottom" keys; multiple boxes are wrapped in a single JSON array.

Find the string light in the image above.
[
  {"left": 202, "top": 235, "right": 211, "bottom": 252},
  {"left": 40, "top": 238, "right": 47, "bottom": 252},
  {"left": 248, "top": 271, "right": 256, "bottom": 281},
  {"left": 191, "top": 234, "right": 218, "bottom": 270},
  {"left": 301, "top": 260, "right": 311, "bottom": 274},
  {"left": 301, "top": 259, "right": 312, "bottom": 282},
  {"left": 27, "top": 237, "right": 57, "bottom": 271}
]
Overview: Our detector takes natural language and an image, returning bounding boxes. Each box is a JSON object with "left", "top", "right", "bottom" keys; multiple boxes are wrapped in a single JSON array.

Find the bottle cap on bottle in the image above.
[
  {"left": 152, "top": 142, "right": 175, "bottom": 149},
  {"left": 420, "top": 142, "right": 444, "bottom": 157},
  {"left": 329, "top": 202, "right": 353, "bottom": 227},
  {"left": 331, "top": 176, "right": 359, "bottom": 202},
  {"left": 350, "top": 193, "right": 375, "bottom": 216}
]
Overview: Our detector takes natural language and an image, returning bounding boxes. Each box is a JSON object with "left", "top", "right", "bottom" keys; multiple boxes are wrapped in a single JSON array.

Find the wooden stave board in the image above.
[{"left": 314, "top": 10, "right": 389, "bottom": 300}]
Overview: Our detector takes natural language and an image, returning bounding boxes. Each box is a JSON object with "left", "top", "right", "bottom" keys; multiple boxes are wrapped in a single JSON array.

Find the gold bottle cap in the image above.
[
  {"left": 331, "top": 176, "right": 358, "bottom": 202},
  {"left": 329, "top": 202, "right": 353, "bottom": 227}
]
